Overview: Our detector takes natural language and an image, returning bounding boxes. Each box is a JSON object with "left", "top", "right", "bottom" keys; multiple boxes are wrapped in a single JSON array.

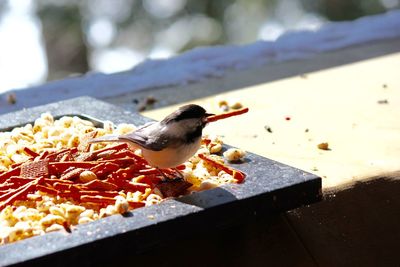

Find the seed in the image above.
[
  {"left": 7, "top": 93, "right": 16, "bottom": 104},
  {"left": 317, "top": 142, "right": 330, "bottom": 150},
  {"left": 264, "top": 125, "right": 273, "bottom": 133}
]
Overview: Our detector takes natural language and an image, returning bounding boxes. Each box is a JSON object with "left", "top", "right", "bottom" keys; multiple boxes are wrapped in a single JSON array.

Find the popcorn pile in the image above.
[{"left": 0, "top": 114, "right": 246, "bottom": 245}]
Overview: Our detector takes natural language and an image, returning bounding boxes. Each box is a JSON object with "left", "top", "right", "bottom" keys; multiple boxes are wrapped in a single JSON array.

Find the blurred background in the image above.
[{"left": 0, "top": 0, "right": 398, "bottom": 93}]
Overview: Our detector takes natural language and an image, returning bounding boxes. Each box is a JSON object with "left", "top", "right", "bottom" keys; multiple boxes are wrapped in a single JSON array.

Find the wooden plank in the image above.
[
  {"left": 286, "top": 175, "right": 400, "bottom": 266},
  {"left": 129, "top": 214, "right": 318, "bottom": 267},
  {"left": 143, "top": 52, "right": 400, "bottom": 190}
]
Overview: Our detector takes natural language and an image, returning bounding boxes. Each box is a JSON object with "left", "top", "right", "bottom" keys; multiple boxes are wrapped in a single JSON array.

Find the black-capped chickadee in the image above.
[{"left": 89, "top": 104, "right": 214, "bottom": 170}]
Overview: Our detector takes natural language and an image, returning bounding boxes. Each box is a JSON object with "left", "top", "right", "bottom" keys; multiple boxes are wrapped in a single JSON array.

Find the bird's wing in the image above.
[
  {"left": 88, "top": 122, "right": 155, "bottom": 146},
  {"left": 89, "top": 122, "right": 172, "bottom": 151},
  {"left": 119, "top": 133, "right": 168, "bottom": 151},
  {"left": 88, "top": 135, "right": 122, "bottom": 143},
  {"left": 119, "top": 122, "right": 171, "bottom": 151}
]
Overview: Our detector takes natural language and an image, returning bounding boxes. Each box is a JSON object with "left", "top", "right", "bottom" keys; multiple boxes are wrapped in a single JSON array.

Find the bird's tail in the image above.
[{"left": 88, "top": 135, "right": 122, "bottom": 144}]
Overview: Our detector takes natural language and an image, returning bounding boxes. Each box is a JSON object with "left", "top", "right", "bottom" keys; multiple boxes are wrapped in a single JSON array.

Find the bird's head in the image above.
[
  {"left": 162, "top": 104, "right": 213, "bottom": 127},
  {"left": 161, "top": 104, "right": 214, "bottom": 143}
]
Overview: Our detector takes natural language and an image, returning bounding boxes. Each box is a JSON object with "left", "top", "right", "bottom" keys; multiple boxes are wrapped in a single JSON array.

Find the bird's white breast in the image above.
[{"left": 142, "top": 138, "right": 201, "bottom": 168}]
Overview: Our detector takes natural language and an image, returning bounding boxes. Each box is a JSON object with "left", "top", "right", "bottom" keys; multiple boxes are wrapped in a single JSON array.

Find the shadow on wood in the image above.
[
  {"left": 121, "top": 214, "right": 317, "bottom": 267},
  {"left": 286, "top": 175, "right": 400, "bottom": 267}
]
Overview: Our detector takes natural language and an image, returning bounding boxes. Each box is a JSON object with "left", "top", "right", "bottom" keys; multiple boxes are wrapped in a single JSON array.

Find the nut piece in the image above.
[
  {"left": 79, "top": 170, "right": 97, "bottom": 183},
  {"left": 7, "top": 93, "right": 16, "bottom": 104},
  {"left": 223, "top": 148, "right": 246, "bottom": 162},
  {"left": 317, "top": 142, "right": 330, "bottom": 150},
  {"left": 229, "top": 101, "right": 243, "bottom": 110}
]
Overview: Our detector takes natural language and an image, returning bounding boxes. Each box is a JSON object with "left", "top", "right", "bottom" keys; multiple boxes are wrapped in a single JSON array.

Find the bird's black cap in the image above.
[{"left": 162, "top": 104, "right": 212, "bottom": 123}]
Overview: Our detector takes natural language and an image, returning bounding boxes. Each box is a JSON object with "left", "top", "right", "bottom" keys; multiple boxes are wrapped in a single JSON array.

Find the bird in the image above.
[{"left": 88, "top": 104, "right": 214, "bottom": 178}]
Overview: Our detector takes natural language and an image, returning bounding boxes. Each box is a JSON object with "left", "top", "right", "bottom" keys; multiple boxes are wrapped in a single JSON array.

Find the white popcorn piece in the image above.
[
  {"left": 0, "top": 165, "right": 8, "bottom": 172},
  {"left": 209, "top": 143, "right": 222, "bottom": 154},
  {"left": 78, "top": 217, "right": 94, "bottom": 225},
  {"left": 57, "top": 116, "right": 74, "bottom": 128},
  {"left": 62, "top": 204, "right": 85, "bottom": 219},
  {"left": 67, "top": 134, "right": 80, "bottom": 148},
  {"left": 223, "top": 148, "right": 246, "bottom": 162},
  {"left": 40, "top": 214, "right": 65, "bottom": 228},
  {"left": 102, "top": 121, "right": 114, "bottom": 133},
  {"left": 115, "top": 123, "right": 136, "bottom": 135},
  {"left": 114, "top": 196, "right": 129, "bottom": 214},
  {"left": 45, "top": 223, "right": 65, "bottom": 233},
  {"left": 145, "top": 194, "right": 163, "bottom": 206},
  {"left": 79, "top": 209, "right": 94, "bottom": 219},
  {"left": 49, "top": 206, "right": 65, "bottom": 218},
  {"left": 0, "top": 156, "right": 12, "bottom": 167},
  {"left": 198, "top": 179, "right": 219, "bottom": 191},
  {"left": 218, "top": 171, "right": 236, "bottom": 183},
  {"left": 40, "top": 112, "right": 54, "bottom": 124},
  {"left": 11, "top": 153, "right": 30, "bottom": 164}
]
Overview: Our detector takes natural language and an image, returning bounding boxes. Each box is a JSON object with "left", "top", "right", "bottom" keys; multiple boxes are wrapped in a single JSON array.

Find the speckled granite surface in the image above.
[{"left": 0, "top": 97, "right": 321, "bottom": 267}]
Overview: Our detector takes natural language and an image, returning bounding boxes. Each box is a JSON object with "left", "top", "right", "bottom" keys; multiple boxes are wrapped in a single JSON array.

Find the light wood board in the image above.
[{"left": 143, "top": 52, "right": 400, "bottom": 190}]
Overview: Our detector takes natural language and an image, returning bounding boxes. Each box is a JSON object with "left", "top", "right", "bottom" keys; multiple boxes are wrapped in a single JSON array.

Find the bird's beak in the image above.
[{"left": 203, "top": 113, "right": 214, "bottom": 124}]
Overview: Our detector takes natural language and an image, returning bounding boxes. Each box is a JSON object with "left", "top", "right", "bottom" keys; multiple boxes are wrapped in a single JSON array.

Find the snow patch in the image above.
[{"left": 1, "top": 10, "right": 400, "bottom": 114}]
